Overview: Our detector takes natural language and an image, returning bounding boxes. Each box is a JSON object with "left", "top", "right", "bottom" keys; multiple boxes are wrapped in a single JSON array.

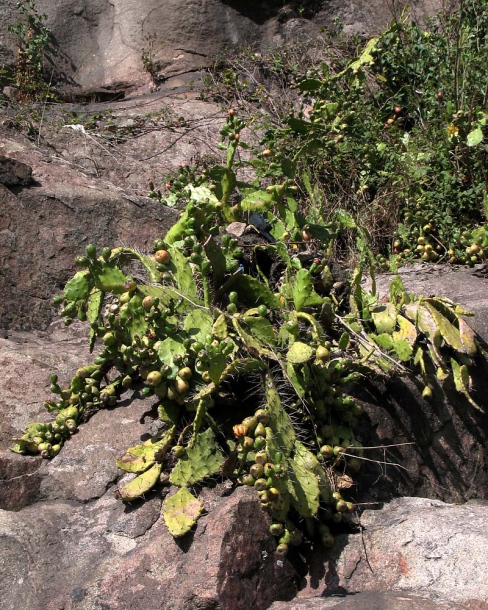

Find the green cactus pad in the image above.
[
  {"left": 373, "top": 333, "right": 394, "bottom": 350},
  {"left": 163, "top": 487, "right": 204, "bottom": 538},
  {"left": 116, "top": 431, "right": 173, "bottom": 473},
  {"left": 293, "top": 269, "right": 323, "bottom": 311},
  {"left": 184, "top": 309, "right": 213, "bottom": 342},
  {"left": 93, "top": 262, "right": 128, "bottom": 294},
  {"left": 212, "top": 313, "right": 228, "bottom": 340},
  {"left": 265, "top": 375, "right": 296, "bottom": 455},
  {"left": 287, "top": 341, "right": 314, "bottom": 364},
  {"left": 370, "top": 302, "right": 397, "bottom": 334},
  {"left": 63, "top": 271, "right": 92, "bottom": 301},
  {"left": 232, "top": 319, "right": 278, "bottom": 360},
  {"left": 393, "top": 338, "right": 413, "bottom": 362},
  {"left": 233, "top": 275, "right": 279, "bottom": 309},
  {"left": 156, "top": 336, "right": 187, "bottom": 378},
  {"left": 423, "top": 302, "right": 468, "bottom": 354},
  {"left": 170, "top": 428, "right": 224, "bottom": 486},
  {"left": 287, "top": 455, "right": 320, "bottom": 518},
  {"left": 118, "top": 462, "right": 162, "bottom": 501},
  {"left": 395, "top": 314, "right": 417, "bottom": 346},
  {"left": 242, "top": 314, "right": 277, "bottom": 346}
]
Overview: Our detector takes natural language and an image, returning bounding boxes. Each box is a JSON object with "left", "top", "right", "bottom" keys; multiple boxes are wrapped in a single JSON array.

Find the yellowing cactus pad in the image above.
[{"left": 163, "top": 487, "right": 204, "bottom": 538}]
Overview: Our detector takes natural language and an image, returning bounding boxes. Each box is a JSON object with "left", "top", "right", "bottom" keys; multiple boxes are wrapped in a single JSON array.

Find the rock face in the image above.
[
  {"left": 0, "top": 329, "right": 297, "bottom": 610},
  {"left": 0, "top": 122, "right": 179, "bottom": 331},
  {"left": 0, "top": 0, "right": 449, "bottom": 94},
  {"left": 303, "top": 497, "right": 488, "bottom": 610}
]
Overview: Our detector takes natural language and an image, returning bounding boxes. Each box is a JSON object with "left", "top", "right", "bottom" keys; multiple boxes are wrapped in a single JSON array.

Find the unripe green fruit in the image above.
[
  {"left": 269, "top": 523, "right": 284, "bottom": 537},
  {"left": 146, "top": 371, "right": 163, "bottom": 387},
  {"left": 178, "top": 367, "right": 192, "bottom": 380},
  {"left": 320, "top": 445, "right": 334, "bottom": 459},
  {"left": 422, "top": 386, "right": 433, "bottom": 400},
  {"left": 254, "top": 409, "right": 270, "bottom": 425},
  {"left": 241, "top": 436, "right": 254, "bottom": 450},
  {"left": 102, "top": 332, "right": 116, "bottom": 346},
  {"left": 250, "top": 463, "right": 264, "bottom": 478},
  {"left": 173, "top": 445, "right": 185, "bottom": 458},
  {"left": 267, "top": 487, "right": 281, "bottom": 501},
  {"left": 254, "top": 478, "right": 268, "bottom": 491},
  {"left": 85, "top": 244, "right": 97, "bottom": 259},
  {"left": 276, "top": 543, "right": 288, "bottom": 556},
  {"left": 336, "top": 500, "right": 348, "bottom": 512},
  {"left": 316, "top": 346, "right": 330, "bottom": 361},
  {"left": 253, "top": 436, "right": 266, "bottom": 450},
  {"left": 255, "top": 450, "right": 270, "bottom": 465},
  {"left": 241, "top": 474, "right": 255, "bottom": 486},
  {"left": 254, "top": 422, "right": 266, "bottom": 438},
  {"left": 154, "top": 382, "right": 168, "bottom": 399},
  {"left": 175, "top": 376, "right": 191, "bottom": 394},
  {"left": 142, "top": 296, "right": 154, "bottom": 311},
  {"left": 229, "top": 291, "right": 238, "bottom": 304}
]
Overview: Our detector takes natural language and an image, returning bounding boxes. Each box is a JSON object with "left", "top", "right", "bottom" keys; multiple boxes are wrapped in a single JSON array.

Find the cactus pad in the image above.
[{"left": 163, "top": 487, "right": 204, "bottom": 538}]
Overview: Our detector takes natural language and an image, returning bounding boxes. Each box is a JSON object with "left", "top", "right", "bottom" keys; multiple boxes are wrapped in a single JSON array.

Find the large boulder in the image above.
[
  {"left": 303, "top": 497, "right": 488, "bottom": 610},
  {"left": 0, "top": 122, "right": 179, "bottom": 331},
  {"left": 0, "top": 0, "right": 448, "bottom": 94}
]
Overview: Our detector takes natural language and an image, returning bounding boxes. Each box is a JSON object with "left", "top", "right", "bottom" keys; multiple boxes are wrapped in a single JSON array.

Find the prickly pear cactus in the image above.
[{"left": 13, "top": 113, "right": 483, "bottom": 556}]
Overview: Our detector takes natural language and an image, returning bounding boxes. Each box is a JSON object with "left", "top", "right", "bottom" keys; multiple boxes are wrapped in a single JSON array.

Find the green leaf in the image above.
[
  {"left": 451, "top": 358, "right": 481, "bottom": 410},
  {"left": 297, "top": 78, "right": 322, "bottom": 92},
  {"left": 158, "top": 402, "right": 180, "bottom": 424},
  {"left": 240, "top": 190, "right": 274, "bottom": 212},
  {"left": 348, "top": 37, "right": 379, "bottom": 71},
  {"left": 204, "top": 237, "right": 226, "bottom": 285},
  {"left": 233, "top": 319, "right": 277, "bottom": 360},
  {"left": 338, "top": 331, "right": 350, "bottom": 350},
  {"left": 169, "top": 428, "right": 224, "bottom": 486},
  {"left": 333, "top": 209, "right": 356, "bottom": 229},
  {"left": 117, "top": 462, "right": 162, "bottom": 501},
  {"left": 467, "top": 127, "right": 483, "bottom": 147},
  {"left": 287, "top": 341, "right": 314, "bottom": 364},
  {"left": 64, "top": 271, "right": 91, "bottom": 301},
  {"left": 458, "top": 317, "right": 477, "bottom": 356},
  {"left": 207, "top": 352, "right": 227, "bottom": 384},
  {"left": 281, "top": 157, "right": 296, "bottom": 179},
  {"left": 285, "top": 361, "right": 307, "bottom": 398},
  {"left": 395, "top": 314, "right": 417, "bottom": 346},
  {"left": 288, "top": 117, "right": 309, "bottom": 134},
  {"left": 163, "top": 487, "right": 204, "bottom": 538},
  {"left": 221, "top": 168, "right": 236, "bottom": 202},
  {"left": 119, "top": 293, "right": 147, "bottom": 339}
]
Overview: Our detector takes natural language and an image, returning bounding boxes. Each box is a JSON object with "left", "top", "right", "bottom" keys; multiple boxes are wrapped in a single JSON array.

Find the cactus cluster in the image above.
[{"left": 12, "top": 112, "right": 482, "bottom": 553}]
